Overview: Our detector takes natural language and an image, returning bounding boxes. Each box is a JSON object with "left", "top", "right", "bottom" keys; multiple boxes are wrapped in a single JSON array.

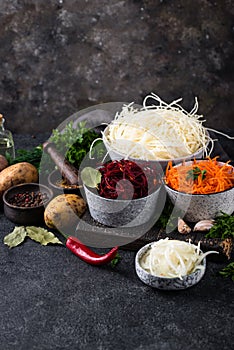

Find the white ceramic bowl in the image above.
[
  {"left": 135, "top": 242, "right": 206, "bottom": 290},
  {"left": 103, "top": 125, "right": 209, "bottom": 170},
  {"left": 164, "top": 161, "right": 234, "bottom": 222}
]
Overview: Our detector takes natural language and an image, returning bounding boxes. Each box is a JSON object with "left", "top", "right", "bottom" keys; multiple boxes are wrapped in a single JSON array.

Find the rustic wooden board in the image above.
[{"left": 77, "top": 209, "right": 233, "bottom": 262}]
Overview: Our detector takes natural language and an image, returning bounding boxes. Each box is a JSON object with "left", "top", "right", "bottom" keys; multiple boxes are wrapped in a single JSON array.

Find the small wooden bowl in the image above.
[
  {"left": 48, "top": 169, "right": 82, "bottom": 196},
  {"left": 3, "top": 183, "right": 53, "bottom": 225}
]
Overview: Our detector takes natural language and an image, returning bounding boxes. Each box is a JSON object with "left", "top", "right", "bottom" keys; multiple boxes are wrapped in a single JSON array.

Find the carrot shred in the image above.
[{"left": 165, "top": 157, "right": 234, "bottom": 194}]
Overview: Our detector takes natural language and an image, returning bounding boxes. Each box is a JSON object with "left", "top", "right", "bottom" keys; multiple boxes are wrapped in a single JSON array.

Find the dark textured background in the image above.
[{"left": 0, "top": 0, "right": 233, "bottom": 134}]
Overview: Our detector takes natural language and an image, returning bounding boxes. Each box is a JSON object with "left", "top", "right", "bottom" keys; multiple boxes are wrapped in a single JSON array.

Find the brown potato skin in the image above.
[
  {"left": 44, "top": 194, "right": 86, "bottom": 229},
  {"left": 0, "top": 155, "right": 8, "bottom": 172},
  {"left": 0, "top": 162, "right": 38, "bottom": 199}
]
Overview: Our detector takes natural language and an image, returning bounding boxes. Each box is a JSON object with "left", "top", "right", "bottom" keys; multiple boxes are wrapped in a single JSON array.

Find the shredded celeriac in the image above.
[
  {"left": 103, "top": 93, "right": 213, "bottom": 160},
  {"left": 140, "top": 238, "right": 218, "bottom": 279}
]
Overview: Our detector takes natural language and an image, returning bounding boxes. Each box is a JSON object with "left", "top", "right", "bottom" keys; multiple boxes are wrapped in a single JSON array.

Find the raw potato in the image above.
[
  {"left": 44, "top": 194, "right": 86, "bottom": 229},
  {"left": 0, "top": 162, "right": 38, "bottom": 199},
  {"left": 0, "top": 155, "right": 8, "bottom": 172}
]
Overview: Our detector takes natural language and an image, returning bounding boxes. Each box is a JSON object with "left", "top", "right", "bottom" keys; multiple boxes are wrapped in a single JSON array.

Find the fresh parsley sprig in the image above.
[
  {"left": 186, "top": 166, "right": 207, "bottom": 181},
  {"left": 205, "top": 212, "right": 234, "bottom": 240},
  {"left": 219, "top": 262, "right": 234, "bottom": 281},
  {"left": 50, "top": 121, "right": 103, "bottom": 169},
  {"left": 39, "top": 121, "right": 105, "bottom": 176},
  {"left": 7, "top": 145, "right": 43, "bottom": 170}
]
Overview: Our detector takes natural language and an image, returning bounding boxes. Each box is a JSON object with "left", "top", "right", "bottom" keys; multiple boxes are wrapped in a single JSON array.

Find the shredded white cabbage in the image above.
[
  {"left": 140, "top": 238, "right": 218, "bottom": 279},
  {"left": 104, "top": 93, "right": 213, "bottom": 160}
]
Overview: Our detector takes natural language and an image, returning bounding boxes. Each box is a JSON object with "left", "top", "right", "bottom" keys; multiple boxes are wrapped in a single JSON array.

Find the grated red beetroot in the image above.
[{"left": 98, "top": 159, "right": 158, "bottom": 200}]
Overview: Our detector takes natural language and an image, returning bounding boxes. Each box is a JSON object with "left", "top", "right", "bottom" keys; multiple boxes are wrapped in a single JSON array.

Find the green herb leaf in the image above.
[
  {"left": 156, "top": 198, "right": 176, "bottom": 229},
  {"left": 205, "top": 212, "right": 234, "bottom": 240},
  {"left": 219, "top": 262, "right": 234, "bottom": 281},
  {"left": 8, "top": 145, "right": 43, "bottom": 170},
  {"left": 186, "top": 166, "right": 207, "bottom": 181},
  {"left": 50, "top": 121, "right": 104, "bottom": 169},
  {"left": 26, "top": 226, "right": 63, "bottom": 246},
  {"left": 201, "top": 169, "right": 207, "bottom": 180},
  {"left": 40, "top": 121, "right": 105, "bottom": 177},
  {"left": 81, "top": 167, "right": 102, "bottom": 188},
  {"left": 110, "top": 253, "right": 121, "bottom": 268},
  {"left": 4, "top": 227, "right": 27, "bottom": 248}
]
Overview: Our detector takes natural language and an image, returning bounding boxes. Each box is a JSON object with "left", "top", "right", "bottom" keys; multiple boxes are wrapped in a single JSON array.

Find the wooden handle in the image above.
[{"left": 43, "top": 141, "right": 79, "bottom": 185}]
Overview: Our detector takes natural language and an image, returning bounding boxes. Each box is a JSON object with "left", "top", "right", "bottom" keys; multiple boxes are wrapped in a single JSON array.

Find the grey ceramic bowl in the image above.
[
  {"left": 135, "top": 242, "right": 206, "bottom": 290},
  {"left": 3, "top": 183, "right": 53, "bottom": 225},
  {"left": 83, "top": 184, "right": 161, "bottom": 227},
  {"left": 103, "top": 125, "right": 209, "bottom": 170},
  {"left": 164, "top": 161, "right": 234, "bottom": 222}
]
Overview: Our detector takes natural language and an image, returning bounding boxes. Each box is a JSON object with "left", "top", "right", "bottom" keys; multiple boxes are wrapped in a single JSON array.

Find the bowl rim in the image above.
[
  {"left": 103, "top": 124, "right": 210, "bottom": 163},
  {"left": 48, "top": 169, "right": 82, "bottom": 190},
  {"left": 135, "top": 241, "right": 206, "bottom": 281},
  {"left": 164, "top": 160, "right": 234, "bottom": 196},
  {"left": 3, "top": 182, "right": 53, "bottom": 210}
]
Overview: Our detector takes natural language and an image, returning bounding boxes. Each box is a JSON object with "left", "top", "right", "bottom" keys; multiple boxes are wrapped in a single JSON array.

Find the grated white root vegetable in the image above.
[
  {"left": 104, "top": 93, "right": 213, "bottom": 160},
  {"left": 140, "top": 238, "right": 218, "bottom": 280}
]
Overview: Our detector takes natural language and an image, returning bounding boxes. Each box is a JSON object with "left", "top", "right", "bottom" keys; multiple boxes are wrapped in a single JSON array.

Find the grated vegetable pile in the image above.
[
  {"left": 140, "top": 238, "right": 218, "bottom": 279},
  {"left": 104, "top": 93, "right": 211, "bottom": 161}
]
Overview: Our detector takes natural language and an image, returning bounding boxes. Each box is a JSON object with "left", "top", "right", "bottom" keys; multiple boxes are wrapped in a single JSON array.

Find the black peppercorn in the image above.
[{"left": 9, "top": 191, "right": 49, "bottom": 208}]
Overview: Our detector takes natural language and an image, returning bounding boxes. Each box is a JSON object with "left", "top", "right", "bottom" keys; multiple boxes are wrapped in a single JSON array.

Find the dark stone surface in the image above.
[
  {"left": 0, "top": 239, "right": 233, "bottom": 350},
  {"left": 0, "top": 0, "right": 233, "bottom": 133},
  {"left": 0, "top": 134, "right": 233, "bottom": 350}
]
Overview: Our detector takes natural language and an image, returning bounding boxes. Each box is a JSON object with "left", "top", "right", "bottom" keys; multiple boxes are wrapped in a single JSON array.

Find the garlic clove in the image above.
[
  {"left": 193, "top": 219, "right": 215, "bottom": 232},
  {"left": 178, "top": 217, "right": 192, "bottom": 234}
]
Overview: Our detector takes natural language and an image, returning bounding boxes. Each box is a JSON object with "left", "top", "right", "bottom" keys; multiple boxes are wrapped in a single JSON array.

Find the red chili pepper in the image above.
[{"left": 66, "top": 236, "right": 119, "bottom": 266}]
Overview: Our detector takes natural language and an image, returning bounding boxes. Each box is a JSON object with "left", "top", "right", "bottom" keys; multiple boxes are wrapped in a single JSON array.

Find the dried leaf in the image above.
[
  {"left": 26, "top": 226, "right": 63, "bottom": 246},
  {"left": 81, "top": 167, "right": 102, "bottom": 188},
  {"left": 4, "top": 226, "right": 27, "bottom": 248}
]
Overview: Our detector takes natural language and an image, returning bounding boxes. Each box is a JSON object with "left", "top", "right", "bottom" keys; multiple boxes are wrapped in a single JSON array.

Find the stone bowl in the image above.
[
  {"left": 83, "top": 184, "right": 162, "bottom": 227},
  {"left": 164, "top": 161, "right": 234, "bottom": 222},
  {"left": 48, "top": 169, "right": 82, "bottom": 196},
  {"left": 135, "top": 242, "right": 206, "bottom": 290},
  {"left": 102, "top": 125, "right": 209, "bottom": 170},
  {"left": 3, "top": 183, "right": 53, "bottom": 225}
]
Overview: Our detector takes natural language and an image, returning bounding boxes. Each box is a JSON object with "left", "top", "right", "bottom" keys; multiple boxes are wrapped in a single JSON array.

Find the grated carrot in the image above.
[{"left": 165, "top": 157, "right": 234, "bottom": 194}]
